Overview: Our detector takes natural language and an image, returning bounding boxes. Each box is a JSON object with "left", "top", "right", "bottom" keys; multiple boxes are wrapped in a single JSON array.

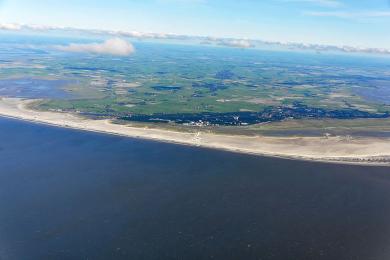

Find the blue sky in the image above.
[{"left": 0, "top": 0, "right": 389, "bottom": 48}]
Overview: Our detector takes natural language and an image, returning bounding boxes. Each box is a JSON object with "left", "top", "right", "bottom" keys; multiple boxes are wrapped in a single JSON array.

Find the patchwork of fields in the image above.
[{"left": 1, "top": 38, "right": 390, "bottom": 127}]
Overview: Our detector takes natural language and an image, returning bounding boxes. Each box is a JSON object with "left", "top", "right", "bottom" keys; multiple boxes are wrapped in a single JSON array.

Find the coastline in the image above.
[{"left": 1, "top": 97, "right": 390, "bottom": 166}]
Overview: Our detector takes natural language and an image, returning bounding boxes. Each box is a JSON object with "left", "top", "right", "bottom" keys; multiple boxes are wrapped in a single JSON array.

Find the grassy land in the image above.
[
  {"left": 2, "top": 42, "right": 390, "bottom": 129},
  {"left": 108, "top": 118, "right": 390, "bottom": 138}
]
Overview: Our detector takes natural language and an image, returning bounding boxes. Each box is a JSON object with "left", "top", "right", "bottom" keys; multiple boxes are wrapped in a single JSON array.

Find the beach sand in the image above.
[{"left": 1, "top": 97, "right": 390, "bottom": 166}]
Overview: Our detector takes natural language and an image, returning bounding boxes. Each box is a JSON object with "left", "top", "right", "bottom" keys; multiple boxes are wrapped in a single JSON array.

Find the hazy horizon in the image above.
[{"left": 0, "top": 0, "right": 390, "bottom": 50}]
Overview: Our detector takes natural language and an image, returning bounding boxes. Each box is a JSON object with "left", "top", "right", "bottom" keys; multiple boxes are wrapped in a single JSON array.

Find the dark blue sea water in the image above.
[{"left": 1, "top": 117, "right": 390, "bottom": 260}]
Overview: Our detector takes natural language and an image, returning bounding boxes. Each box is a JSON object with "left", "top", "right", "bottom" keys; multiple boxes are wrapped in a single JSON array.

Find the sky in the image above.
[{"left": 0, "top": 0, "right": 390, "bottom": 48}]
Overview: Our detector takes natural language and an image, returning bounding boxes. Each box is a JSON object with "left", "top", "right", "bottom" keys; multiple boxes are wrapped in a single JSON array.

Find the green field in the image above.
[{"left": 2, "top": 40, "right": 390, "bottom": 132}]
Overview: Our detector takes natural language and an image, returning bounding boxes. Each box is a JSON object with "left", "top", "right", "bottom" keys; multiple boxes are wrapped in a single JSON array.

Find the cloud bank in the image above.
[
  {"left": 0, "top": 23, "right": 22, "bottom": 30},
  {"left": 305, "top": 11, "right": 390, "bottom": 18},
  {"left": 265, "top": 41, "right": 390, "bottom": 55},
  {"left": 55, "top": 38, "right": 135, "bottom": 56},
  {"left": 216, "top": 39, "right": 255, "bottom": 48},
  {"left": 1, "top": 22, "right": 390, "bottom": 56}
]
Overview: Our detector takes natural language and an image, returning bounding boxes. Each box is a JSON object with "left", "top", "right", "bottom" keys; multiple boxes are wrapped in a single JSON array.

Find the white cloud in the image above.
[
  {"left": 305, "top": 11, "right": 390, "bottom": 18},
  {"left": 0, "top": 23, "right": 69, "bottom": 32},
  {"left": 280, "top": 0, "right": 342, "bottom": 7},
  {"left": 113, "top": 30, "right": 170, "bottom": 39},
  {"left": 263, "top": 40, "right": 390, "bottom": 55},
  {"left": 0, "top": 23, "right": 22, "bottom": 30},
  {"left": 1, "top": 22, "right": 390, "bottom": 56},
  {"left": 157, "top": 0, "right": 206, "bottom": 3},
  {"left": 55, "top": 38, "right": 135, "bottom": 56},
  {"left": 217, "top": 39, "right": 255, "bottom": 48}
]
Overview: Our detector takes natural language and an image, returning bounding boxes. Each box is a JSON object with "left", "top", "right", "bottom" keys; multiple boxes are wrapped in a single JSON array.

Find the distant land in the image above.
[{"left": 1, "top": 36, "right": 390, "bottom": 165}]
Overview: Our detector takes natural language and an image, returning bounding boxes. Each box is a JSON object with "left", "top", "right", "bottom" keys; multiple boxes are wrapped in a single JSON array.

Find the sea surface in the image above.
[{"left": 1, "top": 117, "right": 390, "bottom": 260}]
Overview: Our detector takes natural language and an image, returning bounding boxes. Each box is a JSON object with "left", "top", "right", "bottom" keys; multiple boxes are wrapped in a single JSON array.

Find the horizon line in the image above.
[{"left": 1, "top": 22, "right": 390, "bottom": 56}]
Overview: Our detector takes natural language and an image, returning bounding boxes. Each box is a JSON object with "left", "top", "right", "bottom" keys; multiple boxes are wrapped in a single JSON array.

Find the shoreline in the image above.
[{"left": 1, "top": 97, "right": 390, "bottom": 167}]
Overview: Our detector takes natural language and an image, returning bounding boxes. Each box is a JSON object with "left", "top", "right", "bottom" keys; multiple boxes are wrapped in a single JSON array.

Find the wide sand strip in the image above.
[{"left": 1, "top": 97, "right": 390, "bottom": 165}]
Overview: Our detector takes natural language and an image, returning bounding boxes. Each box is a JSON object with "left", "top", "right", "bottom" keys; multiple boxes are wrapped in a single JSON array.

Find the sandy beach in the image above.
[{"left": 1, "top": 97, "right": 390, "bottom": 166}]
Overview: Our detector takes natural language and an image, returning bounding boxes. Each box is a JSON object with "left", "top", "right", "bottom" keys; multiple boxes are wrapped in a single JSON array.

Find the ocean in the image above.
[{"left": 1, "top": 117, "right": 390, "bottom": 259}]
